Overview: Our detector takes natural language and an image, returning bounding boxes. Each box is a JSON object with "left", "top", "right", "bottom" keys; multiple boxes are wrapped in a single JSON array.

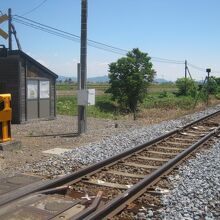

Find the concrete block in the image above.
[{"left": 0, "top": 140, "right": 22, "bottom": 151}]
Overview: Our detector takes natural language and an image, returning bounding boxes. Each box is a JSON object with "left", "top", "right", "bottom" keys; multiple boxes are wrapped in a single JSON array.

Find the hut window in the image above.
[
  {"left": 40, "top": 81, "right": 50, "bottom": 99},
  {"left": 27, "top": 80, "right": 38, "bottom": 99}
]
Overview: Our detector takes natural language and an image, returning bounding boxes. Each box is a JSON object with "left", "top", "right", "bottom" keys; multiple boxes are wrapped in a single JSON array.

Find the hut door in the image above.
[
  {"left": 27, "top": 80, "right": 50, "bottom": 119},
  {"left": 39, "top": 80, "right": 50, "bottom": 118},
  {"left": 27, "top": 80, "right": 38, "bottom": 119}
]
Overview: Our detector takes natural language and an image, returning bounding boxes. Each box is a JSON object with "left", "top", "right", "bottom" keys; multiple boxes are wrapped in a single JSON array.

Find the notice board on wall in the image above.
[{"left": 27, "top": 80, "right": 38, "bottom": 99}]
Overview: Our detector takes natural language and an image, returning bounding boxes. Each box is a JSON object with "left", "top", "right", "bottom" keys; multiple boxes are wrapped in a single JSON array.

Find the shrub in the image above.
[
  {"left": 215, "top": 93, "right": 220, "bottom": 100},
  {"left": 198, "top": 77, "right": 218, "bottom": 103},
  {"left": 176, "top": 77, "right": 197, "bottom": 97},
  {"left": 214, "top": 77, "right": 220, "bottom": 85},
  {"left": 143, "top": 94, "right": 194, "bottom": 110},
  {"left": 205, "top": 77, "right": 218, "bottom": 94},
  {"left": 158, "top": 91, "right": 168, "bottom": 98},
  {"left": 176, "top": 78, "right": 198, "bottom": 97}
]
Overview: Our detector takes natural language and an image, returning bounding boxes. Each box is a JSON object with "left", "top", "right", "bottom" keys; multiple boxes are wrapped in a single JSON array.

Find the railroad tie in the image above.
[
  {"left": 180, "top": 132, "right": 201, "bottom": 137},
  {"left": 83, "top": 179, "right": 133, "bottom": 190},
  {"left": 165, "top": 141, "right": 190, "bottom": 147},
  {"left": 192, "top": 126, "right": 208, "bottom": 131},
  {"left": 186, "top": 130, "right": 207, "bottom": 135},
  {"left": 123, "top": 162, "right": 159, "bottom": 170},
  {"left": 136, "top": 156, "right": 168, "bottom": 162},
  {"left": 156, "top": 146, "right": 183, "bottom": 151},
  {"left": 147, "top": 150, "right": 177, "bottom": 156},
  {"left": 173, "top": 137, "right": 194, "bottom": 142},
  {"left": 106, "top": 170, "right": 145, "bottom": 179}
]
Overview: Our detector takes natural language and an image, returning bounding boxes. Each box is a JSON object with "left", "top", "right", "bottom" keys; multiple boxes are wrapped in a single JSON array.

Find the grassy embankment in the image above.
[
  {"left": 57, "top": 83, "right": 114, "bottom": 118},
  {"left": 56, "top": 83, "right": 220, "bottom": 119}
]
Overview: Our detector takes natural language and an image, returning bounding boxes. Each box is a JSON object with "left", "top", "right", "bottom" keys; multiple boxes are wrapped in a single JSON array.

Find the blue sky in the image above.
[{"left": 0, "top": 0, "right": 220, "bottom": 81}]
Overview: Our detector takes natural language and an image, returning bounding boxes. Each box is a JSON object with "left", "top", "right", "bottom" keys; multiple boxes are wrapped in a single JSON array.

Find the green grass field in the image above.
[
  {"left": 56, "top": 83, "right": 109, "bottom": 91},
  {"left": 143, "top": 93, "right": 195, "bottom": 109},
  {"left": 57, "top": 83, "right": 191, "bottom": 118},
  {"left": 56, "top": 82, "right": 177, "bottom": 92},
  {"left": 56, "top": 82, "right": 219, "bottom": 119},
  {"left": 57, "top": 94, "right": 118, "bottom": 118}
]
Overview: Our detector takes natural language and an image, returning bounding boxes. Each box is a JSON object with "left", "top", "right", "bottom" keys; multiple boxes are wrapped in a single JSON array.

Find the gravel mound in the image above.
[
  {"left": 25, "top": 105, "right": 220, "bottom": 177},
  {"left": 159, "top": 141, "right": 220, "bottom": 220}
]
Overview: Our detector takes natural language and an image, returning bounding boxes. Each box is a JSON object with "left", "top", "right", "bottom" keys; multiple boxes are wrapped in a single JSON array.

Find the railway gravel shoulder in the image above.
[
  {"left": 24, "top": 105, "right": 220, "bottom": 177},
  {"left": 0, "top": 106, "right": 219, "bottom": 219},
  {"left": 158, "top": 140, "right": 220, "bottom": 220}
]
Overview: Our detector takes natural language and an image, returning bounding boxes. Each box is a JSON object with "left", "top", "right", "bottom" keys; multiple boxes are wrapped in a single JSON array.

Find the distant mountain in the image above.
[
  {"left": 57, "top": 75, "right": 171, "bottom": 84},
  {"left": 154, "top": 78, "right": 172, "bottom": 83},
  {"left": 57, "top": 75, "right": 77, "bottom": 82},
  {"left": 88, "top": 75, "right": 109, "bottom": 83},
  {"left": 57, "top": 75, "right": 109, "bottom": 83}
]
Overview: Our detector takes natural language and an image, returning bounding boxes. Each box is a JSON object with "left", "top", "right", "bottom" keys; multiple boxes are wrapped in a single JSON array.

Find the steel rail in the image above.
[
  {"left": 85, "top": 126, "right": 220, "bottom": 220},
  {"left": 0, "top": 109, "right": 219, "bottom": 207}
]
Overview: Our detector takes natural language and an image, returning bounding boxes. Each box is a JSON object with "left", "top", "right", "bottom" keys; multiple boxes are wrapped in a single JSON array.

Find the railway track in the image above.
[{"left": 0, "top": 110, "right": 220, "bottom": 219}]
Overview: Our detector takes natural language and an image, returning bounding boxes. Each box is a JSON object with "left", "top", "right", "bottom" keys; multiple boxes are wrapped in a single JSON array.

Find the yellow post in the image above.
[{"left": 0, "top": 94, "right": 12, "bottom": 142}]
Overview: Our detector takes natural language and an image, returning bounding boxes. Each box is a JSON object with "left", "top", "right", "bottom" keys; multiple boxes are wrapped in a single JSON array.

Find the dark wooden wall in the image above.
[
  {"left": 0, "top": 54, "right": 56, "bottom": 124},
  {"left": 0, "top": 57, "right": 20, "bottom": 123},
  {"left": 19, "top": 58, "right": 26, "bottom": 122},
  {"left": 20, "top": 58, "right": 56, "bottom": 121}
]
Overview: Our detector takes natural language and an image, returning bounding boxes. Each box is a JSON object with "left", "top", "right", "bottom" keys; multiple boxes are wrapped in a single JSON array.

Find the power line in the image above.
[
  {"left": 21, "top": 0, "right": 49, "bottom": 16},
  {"left": 188, "top": 63, "right": 220, "bottom": 75},
  {"left": 188, "top": 63, "right": 206, "bottom": 72},
  {"left": 152, "top": 58, "right": 184, "bottom": 64},
  {"left": 212, "top": 70, "right": 220, "bottom": 74},
  {"left": 14, "top": 18, "right": 80, "bottom": 42},
  {"left": 13, "top": 18, "right": 126, "bottom": 55},
  {"left": 14, "top": 15, "right": 129, "bottom": 54},
  {"left": 13, "top": 15, "right": 185, "bottom": 63},
  {"left": 12, "top": 15, "right": 219, "bottom": 72},
  {"left": 15, "top": 15, "right": 81, "bottom": 40},
  {"left": 151, "top": 56, "right": 184, "bottom": 64}
]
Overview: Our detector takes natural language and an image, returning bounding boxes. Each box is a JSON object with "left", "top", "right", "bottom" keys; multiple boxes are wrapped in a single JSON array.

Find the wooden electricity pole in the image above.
[
  {"left": 78, "top": 0, "right": 88, "bottom": 134},
  {"left": 184, "top": 60, "right": 187, "bottom": 95},
  {"left": 8, "top": 8, "right": 12, "bottom": 50},
  {"left": 206, "top": 68, "right": 211, "bottom": 106}
]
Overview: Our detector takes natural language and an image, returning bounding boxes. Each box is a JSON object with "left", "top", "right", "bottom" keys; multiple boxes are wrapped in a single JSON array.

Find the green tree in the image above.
[
  {"left": 206, "top": 76, "right": 218, "bottom": 94},
  {"left": 176, "top": 77, "right": 198, "bottom": 97},
  {"left": 106, "top": 48, "right": 156, "bottom": 120},
  {"left": 200, "top": 76, "right": 218, "bottom": 99},
  {"left": 214, "top": 77, "right": 220, "bottom": 85}
]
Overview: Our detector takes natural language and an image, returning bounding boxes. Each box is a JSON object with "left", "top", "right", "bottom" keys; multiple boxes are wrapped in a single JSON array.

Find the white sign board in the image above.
[
  {"left": 40, "top": 81, "right": 50, "bottom": 98},
  {"left": 27, "top": 80, "right": 38, "bottom": 99},
  {"left": 77, "top": 89, "right": 95, "bottom": 106},
  {"left": 88, "top": 89, "right": 95, "bottom": 105}
]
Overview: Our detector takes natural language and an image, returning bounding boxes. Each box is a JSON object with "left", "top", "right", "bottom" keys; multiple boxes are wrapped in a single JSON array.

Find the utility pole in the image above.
[
  {"left": 8, "top": 8, "right": 12, "bottom": 50},
  {"left": 184, "top": 60, "right": 187, "bottom": 95},
  {"left": 206, "top": 68, "right": 211, "bottom": 106},
  {"left": 77, "top": 63, "right": 82, "bottom": 134},
  {"left": 11, "top": 23, "right": 22, "bottom": 50},
  {"left": 78, "top": 0, "right": 88, "bottom": 134}
]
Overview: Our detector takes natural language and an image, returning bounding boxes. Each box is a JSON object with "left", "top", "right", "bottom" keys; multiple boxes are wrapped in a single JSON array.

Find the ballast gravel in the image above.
[
  {"left": 24, "top": 105, "right": 220, "bottom": 219},
  {"left": 157, "top": 140, "right": 220, "bottom": 220},
  {"left": 25, "top": 104, "right": 220, "bottom": 178}
]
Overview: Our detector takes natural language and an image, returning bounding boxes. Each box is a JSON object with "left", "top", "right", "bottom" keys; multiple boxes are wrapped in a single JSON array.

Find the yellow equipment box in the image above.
[{"left": 0, "top": 94, "right": 12, "bottom": 142}]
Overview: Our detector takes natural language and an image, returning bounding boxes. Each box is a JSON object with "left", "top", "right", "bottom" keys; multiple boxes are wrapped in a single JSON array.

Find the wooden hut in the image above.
[{"left": 0, "top": 48, "right": 58, "bottom": 123}]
